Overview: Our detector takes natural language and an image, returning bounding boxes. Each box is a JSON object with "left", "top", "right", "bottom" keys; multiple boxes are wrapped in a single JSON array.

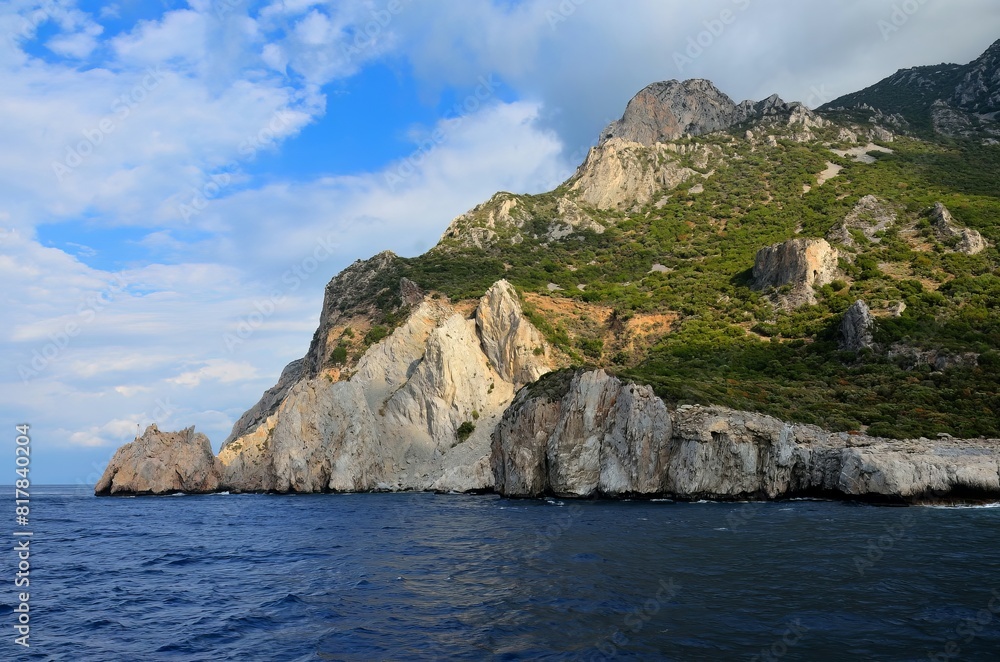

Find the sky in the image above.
[{"left": 2, "top": 0, "right": 998, "bottom": 485}]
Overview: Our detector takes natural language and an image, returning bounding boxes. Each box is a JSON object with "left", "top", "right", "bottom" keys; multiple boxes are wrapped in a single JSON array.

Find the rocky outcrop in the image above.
[
  {"left": 440, "top": 193, "right": 527, "bottom": 249},
  {"left": 751, "top": 238, "right": 839, "bottom": 307},
  {"left": 491, "top": 370, "right": 671, "bottom": 497},
  {"left": 931, "top": 100, "right": 977, "bottom": 138},
  {"left": 218, "top": 278, "right": 552, "bottom": 493},
  {"left": 601, "top": 79, "right": 822, "bottom": 146},
  {"left": 95, "top": 425, "right": 222, "bottom": 496},
  {"left": 839, "top": 300, "right": 876, "bottom": 352},
  {"left": 569, "top": 138, "right": 698, "bottom": 210},
  {"left": 828, "top": 195, "right": 897, "bottom": 247},
  {"left": 493, "top": 370, "right": 1000, "bottom": 502},
  {"left": 887, "top": 344, "right": 980, "bottom": 371},
  {"left": 930, "top": 203, "right": 987, "bottom": 255},
  {"left": 476, "top": 280, "right": 550, "bottom": 385}
]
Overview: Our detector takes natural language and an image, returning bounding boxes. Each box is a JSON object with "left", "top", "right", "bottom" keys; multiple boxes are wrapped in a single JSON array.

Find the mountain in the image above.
[
  {"left": 96, "top": 39, "right": 1000, "bottom": 500},
  {"left": 599, "top": 79, "right": 819, "bottom": 145},
  {"left": 821, "top": 38, "right": 1000, "bottom": 140}
]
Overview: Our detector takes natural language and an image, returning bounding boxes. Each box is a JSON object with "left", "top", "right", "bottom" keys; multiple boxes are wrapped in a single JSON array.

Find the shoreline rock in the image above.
[
  {"left": 95, "top": 425, "right": 222, "bottom": 496},
  {"left": 492, "top": 369, "right": 1000, "bottom": 504}
]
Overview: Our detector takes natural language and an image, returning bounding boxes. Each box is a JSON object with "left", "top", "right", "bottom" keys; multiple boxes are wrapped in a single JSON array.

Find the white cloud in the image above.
[
  {"left": 114, "top": 385, "right": 152, "bottom": 397},
  {"left": 70, "top": 418, "right": 141, "bottom": 448},
  {"left": 110, "top": 10, "right": 207, "bottom": 64},
  {"left": 46, "top": 21, "right": 103, "bottom": 58},
  {"left": 167, "top": 360, "right": 259, "bottom": 387}
]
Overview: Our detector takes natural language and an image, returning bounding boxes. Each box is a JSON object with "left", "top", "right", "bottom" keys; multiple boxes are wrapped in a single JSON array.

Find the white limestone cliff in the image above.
[
  {"left": 216, "top": 279, "right": 553, "bottom": 493},
  {"left": 492, "top": 370, "right": 1000, "bottom": 502}
]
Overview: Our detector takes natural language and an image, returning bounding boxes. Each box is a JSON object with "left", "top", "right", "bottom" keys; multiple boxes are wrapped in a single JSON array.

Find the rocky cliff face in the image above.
[
  {"left": 217, "top": 279, "right": 552, "bottom": 493},
  {"left": 492, "top": 370, "right": 672, "bottom": 497},
  {"left": 751, "top": 238, "right": 839, "bottom": 307},
  {"left": 493, "top": 370, "right": 1000, "bottom": 502},
  {"left": 569, "top": 138, "right": 702, "bottom": 210},
  {"left": 95, "top": 425, "right": 222, "bottom": 496},
  {"left": 930, "top": 202, "right": 987, "bottom": 255},
  {"left": 839, "top": 300, "right": 876, "bottom": 352},
  {"left": 601, "top": 79, "right": 822, "bottom": 146}
]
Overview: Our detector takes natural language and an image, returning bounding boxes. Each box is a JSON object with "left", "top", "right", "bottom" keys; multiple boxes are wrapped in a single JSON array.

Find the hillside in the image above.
[
  {"left": 820, "top": 38, "right": 1000, "bottom": 139},
  {"left": 96, "top": 39, "right": 1000, "bottom": 499},
  {"left": 278, "top": 46, "right": 1000, "bottom": 442}
]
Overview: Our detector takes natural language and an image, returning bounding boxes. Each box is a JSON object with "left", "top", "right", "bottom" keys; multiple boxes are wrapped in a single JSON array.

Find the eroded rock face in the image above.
[
  {"left": 476, "top": 280, "right": 549, "bottom": 386},
  {"left": 930, "top": 202, "right": 987, "bottom": 255},
  {"left": 493, "top": 370, "right": 1000, "bottom": 502},
  {"left": 95, "top": 425, "right": 222, "bottom": 496},
  {"left": 840, "top": 300, "right": 876, "bottom": 352},
  {"left": 492, "top": 370, "right": 672, "bottom": 498},
  {"left": 569, "top": 138, "right": 698, "bottom": 210},
  {"left": 220, "top": 380, "right": 384, "bottom": 493},
  {"left": 220, "top": 279, "right": 553, "bottom": 493},
  {"left": 600, "top": 80, "right": 823, "bottom": 146},
  {"left": 751, "top": 238, "right": 839, "bottom": 307}
]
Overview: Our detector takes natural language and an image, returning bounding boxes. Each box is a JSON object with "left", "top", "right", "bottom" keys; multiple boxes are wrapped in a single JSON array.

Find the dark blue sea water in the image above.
[{"left": 8, "top": 486, "right": 1000, "bottom": 661}]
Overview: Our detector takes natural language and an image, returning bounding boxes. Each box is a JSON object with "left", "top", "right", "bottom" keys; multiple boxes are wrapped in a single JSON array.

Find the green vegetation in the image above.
[
  {"left": 366, "top": 118, "right": 1000, "bottom": 439},
  {"left": 456, "top": 421, "right": 476, "bottom": 442},
  {"left": 363, "top": 325, "right": 389, "bottom": 346},
  {"left": 627, "top": 328, "right": 1000, "bottom": 439},
  {"left": 330, "top": 344, "right": 349, "bottom": 365}
]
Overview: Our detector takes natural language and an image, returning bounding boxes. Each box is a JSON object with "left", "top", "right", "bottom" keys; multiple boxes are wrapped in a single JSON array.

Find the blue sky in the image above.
[{"left": 2, "top": 0, "right": 999, "bottom": 485}]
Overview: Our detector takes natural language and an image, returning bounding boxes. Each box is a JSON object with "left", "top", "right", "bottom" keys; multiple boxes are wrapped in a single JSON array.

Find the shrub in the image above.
[
  {"left": 330, "top": 345, "right": 348, "bottom": 365},
  {"left": 364, "top": 325, "right": 388, "bottom": 345},
  {"left": 456, "top": 421, "right": 476, "bottom": 442}
]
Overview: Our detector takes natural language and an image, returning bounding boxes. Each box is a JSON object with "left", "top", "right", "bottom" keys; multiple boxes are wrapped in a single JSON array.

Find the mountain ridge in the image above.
[
  {"left": 821, "top": 38, "right": 1000, "bottom": 139},
  {"left": 96, "top": 38, "right": 1000, "bottom": 499}
]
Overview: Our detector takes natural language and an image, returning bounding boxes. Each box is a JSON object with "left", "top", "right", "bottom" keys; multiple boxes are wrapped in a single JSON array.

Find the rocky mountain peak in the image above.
[
  {"left": 601, "top": 79, "right": 739, "bottom": 145},
  {"left": 601, "top": 79, "right": 822, "bottom": 147}
]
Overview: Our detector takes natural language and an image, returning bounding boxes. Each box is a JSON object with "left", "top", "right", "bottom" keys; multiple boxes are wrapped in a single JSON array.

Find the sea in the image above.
[{"left": 9, "top": 486, "right": 1000, "bottom": 660}]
